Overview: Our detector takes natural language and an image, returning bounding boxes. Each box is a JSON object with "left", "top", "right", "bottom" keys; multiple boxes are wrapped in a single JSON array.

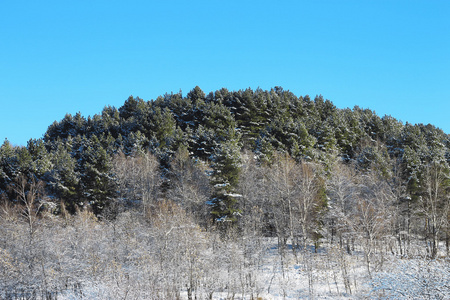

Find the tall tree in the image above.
[
  {"left": 0, "top": 139, "right": 18, "bottom": 195},
  {"left": 74, "top": 135, "right": 115, "bottom": 215},
  {"left": 419, "top": 160, "right": 450, "bottom": 258},
  {"left": 209, "top": 137, "right": 242, "bottom": 223},
  {"left": 48, "top": 138, "right": 78, "bottom": 209},
  {"left": 167, "top": 145, "right": 211, "bottom": 225}
]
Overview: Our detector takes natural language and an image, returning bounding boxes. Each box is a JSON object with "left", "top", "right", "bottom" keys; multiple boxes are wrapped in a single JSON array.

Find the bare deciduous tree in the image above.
[
  {"left": 167, "top": 146, "right": 212, "bottom": 227},
  {"left": 112, "top": 151, "right": 160, "bottom": 217},
  {"left": 419, "top": 160, "right": 450, "bottom": 259}
]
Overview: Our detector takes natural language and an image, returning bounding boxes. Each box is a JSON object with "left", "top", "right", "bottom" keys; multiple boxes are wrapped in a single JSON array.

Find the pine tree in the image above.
[
  {"left": 0, "top": 139, "right": 18, "bottom": 195},
  {"left": 209, "top": 137, "right": 242, "bottom": 223},
  {"left": 16, "top": 146, "right": 33, "bottom": 176},
  {"left": 74, "top": 135, "right": 115, "bottom": 215},
  {"left": 48, "top": 138, "right": 79, "bottom": 210},
  {"left": 149, "top": 107, "right": 177, "bottom": 148},
  {"left": 187, "top": 86, "right": 206, "bottom": 106},
  {"left": 27, "top": 138, "right": 53, "bottom": 178}
]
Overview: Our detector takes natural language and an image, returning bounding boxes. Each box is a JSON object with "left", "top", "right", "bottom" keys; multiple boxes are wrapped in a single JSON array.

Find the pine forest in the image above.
[{"left": 1, "top": 86, "right": 449, "bottom": 299}]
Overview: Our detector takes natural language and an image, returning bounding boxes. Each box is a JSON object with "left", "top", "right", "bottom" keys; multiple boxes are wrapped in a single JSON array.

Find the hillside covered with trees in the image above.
[{"left": 1, "top": 87, "right": 449, "bottom": 299}]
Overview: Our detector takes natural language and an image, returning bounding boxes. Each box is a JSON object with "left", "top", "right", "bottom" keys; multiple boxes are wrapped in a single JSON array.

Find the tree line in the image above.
[{"left": 0, "top": 86, "right": 449, "bottom": 297}]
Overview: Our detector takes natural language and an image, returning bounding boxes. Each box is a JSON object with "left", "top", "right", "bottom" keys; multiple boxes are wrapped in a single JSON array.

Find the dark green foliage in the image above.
[
  {"left": 210, "top": 137, "right": 242, "bottom": 223},
  {"left": 0, "top": 139, "right": 18, "bottom": 195},
  {"left": 148, "top": 107, "right": 177, "bottom": 148},
  {"left": 48, "top": 138, "right": 78, "bottom": 203},
  {"left": 15, "top": 146, "right": 33, "bottom": 176},
  {"left": 187, "top": 86, "right": 206, "bottom": 105},
  {"left": 27, "top": 139, "right": 53, "bottom": 178},
  {"left": 1, "top": 86, "right": 450, "bottom": 222},
  {"left": 71, "top": 135, "right": 115, "bottom": 215}
]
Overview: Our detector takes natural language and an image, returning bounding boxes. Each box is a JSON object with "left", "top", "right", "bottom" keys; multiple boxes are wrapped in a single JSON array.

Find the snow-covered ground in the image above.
[
  {"left": 2, "top": 210, "right": 449, "bottom": 299},
  {"left": 57, "top": 237, "right": 450, "bottom": 299}
]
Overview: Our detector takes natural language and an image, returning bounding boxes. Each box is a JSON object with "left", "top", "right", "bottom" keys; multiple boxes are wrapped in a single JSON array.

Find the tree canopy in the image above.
[{"left": 1, "top": 86, "right": 449, "bottom": 224}]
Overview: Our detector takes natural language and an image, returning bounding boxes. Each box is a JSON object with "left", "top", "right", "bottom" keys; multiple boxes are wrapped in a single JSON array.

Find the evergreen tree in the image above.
[
  {"left": 16, "top": 146, "right": 33, "bottom": 176},
  {"left": 73, "top": 135, "right": 115, "bottom": 214},
  {"left": 187, "top": 86, "right": 206, "bottom": 105},
  {"left": 27, "top": 139, "right": 53, "bottom": 178},
  {"left": 100, "top": 105, "right": 121, "bottom": 137},
  {"left": 48, "top": 138, "right": 79, "bottom": 210},
  {"left": 209, "top": 136, "right": 242, "bottom": 223},
  {"left": 0, "top": 139, "right": 18, "bottom": 195},
  {"left": 148, "top": 107, "right": 177, "bottom": 149}
]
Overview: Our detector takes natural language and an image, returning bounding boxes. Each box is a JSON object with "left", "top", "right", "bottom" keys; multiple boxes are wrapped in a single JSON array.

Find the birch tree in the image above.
[{"left": 419, "top": 160, "right": 450, "bottom": 258}]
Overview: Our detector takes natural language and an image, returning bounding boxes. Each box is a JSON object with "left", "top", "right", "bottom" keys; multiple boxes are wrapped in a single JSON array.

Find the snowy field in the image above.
[
  {"left": 1, "top": 209, "right": 449, "bottom": 300},
  {"left": 56, "top": 237, "right": 449, "bottom": 300}
]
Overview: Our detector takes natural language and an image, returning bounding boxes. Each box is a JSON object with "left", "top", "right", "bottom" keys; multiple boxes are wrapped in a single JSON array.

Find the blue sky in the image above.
[{"left": 1, "top": 0, "right": 449, "bottom": 146}]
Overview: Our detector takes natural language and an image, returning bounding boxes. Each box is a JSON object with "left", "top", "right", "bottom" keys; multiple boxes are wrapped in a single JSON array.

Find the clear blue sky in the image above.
[{"left": 1, "top": 0, "right": 449, "bottom": 146}]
